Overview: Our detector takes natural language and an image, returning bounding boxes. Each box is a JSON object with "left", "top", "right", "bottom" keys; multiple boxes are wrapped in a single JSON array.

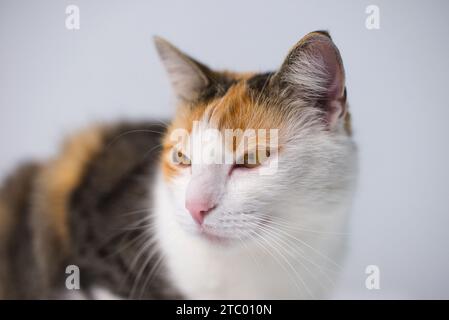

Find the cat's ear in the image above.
[
  {"left": 274, "top": 31, "right": 346, "bottom": 128},
  {"left": 154, "top": 36, "right": 212, "bottom": 102}
]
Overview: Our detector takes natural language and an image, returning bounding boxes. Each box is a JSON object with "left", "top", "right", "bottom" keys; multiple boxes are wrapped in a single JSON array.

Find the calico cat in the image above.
[{"left": 0, "top": 31, "right": 357, "bottom": 299}]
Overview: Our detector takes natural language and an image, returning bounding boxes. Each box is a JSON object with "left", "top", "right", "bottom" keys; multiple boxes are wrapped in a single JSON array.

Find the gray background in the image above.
[{"left": 1, "top": 0, "right": 448, "bottom": 298}]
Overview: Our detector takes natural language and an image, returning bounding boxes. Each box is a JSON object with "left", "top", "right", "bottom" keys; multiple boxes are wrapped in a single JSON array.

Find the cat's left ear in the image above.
[
  {"left": 274, "top": 31, "right": 347, "bottom": 129},
  {"left": 154, "top": 36, "right": 212, "bottom": 102}
]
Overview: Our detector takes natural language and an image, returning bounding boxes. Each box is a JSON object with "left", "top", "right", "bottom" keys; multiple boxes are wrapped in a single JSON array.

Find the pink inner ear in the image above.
[
  {"left": 326, "top": 61, "right": 346, "bottom": 125},
  {"left": 312, "top": 40, "right": 346, "bottom": 127}
]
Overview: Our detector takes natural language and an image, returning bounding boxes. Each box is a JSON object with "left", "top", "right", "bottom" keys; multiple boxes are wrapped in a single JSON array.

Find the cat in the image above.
[{"left": 0, "top": 31, "right": 357, "bottom": 299}]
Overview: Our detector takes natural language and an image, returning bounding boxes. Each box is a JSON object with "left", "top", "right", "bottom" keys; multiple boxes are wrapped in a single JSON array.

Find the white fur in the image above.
[{"left": 152, "top": 118, "right": 357, "bottom": 299}]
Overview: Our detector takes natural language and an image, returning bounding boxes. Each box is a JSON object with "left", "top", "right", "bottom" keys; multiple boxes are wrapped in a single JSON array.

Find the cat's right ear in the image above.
[{"left": 154, "top": 36, "right": 211, "bottom": 102}]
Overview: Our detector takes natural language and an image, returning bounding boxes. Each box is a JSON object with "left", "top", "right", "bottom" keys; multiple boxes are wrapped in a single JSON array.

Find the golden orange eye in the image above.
[
  {"left": 235, "top": 148, "right": 272, "bottom": 169},
  {"left": 243, "top": 152, "right": 259, "bottom": 168},
  {"left": 171, "top": 149, "right": 191, "bottom": 166}
]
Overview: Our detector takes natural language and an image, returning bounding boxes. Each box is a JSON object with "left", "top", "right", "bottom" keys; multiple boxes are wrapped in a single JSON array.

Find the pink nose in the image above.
[{"left": 185, "top": 199, "right": 215, "bottom": 225}]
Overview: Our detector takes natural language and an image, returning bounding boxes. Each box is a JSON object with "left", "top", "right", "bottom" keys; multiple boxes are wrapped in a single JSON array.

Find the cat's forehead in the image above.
[
  {"left": 170, "top": 71, "right": 283, "bottom": 133},
  {"left": 199, "top": 71, "right": 274, "bottom": 106},
  {"left": 161, "top": 72, "right": 285, "bottom": 180}
]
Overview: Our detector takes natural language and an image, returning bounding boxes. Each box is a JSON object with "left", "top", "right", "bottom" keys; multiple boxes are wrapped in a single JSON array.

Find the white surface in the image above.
[{"left": 1, "top": 0, "right": 448, "bottom": 298}]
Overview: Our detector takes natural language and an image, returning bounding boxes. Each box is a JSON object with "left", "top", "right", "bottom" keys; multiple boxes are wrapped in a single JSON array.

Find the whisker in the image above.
[
  {"left": 246, "top": 220, "right": 336, "bottom": 289},
  {"left": 247, "top": 228, "right": 314, "bottom": 298},
  {"left": 138, "top": 254, "right": 165, "bottom": 299},
  {"left": 254, "top": 213, "right": 349, "bottom": 236},
  {"left": 142, "top": 143, "right": 163, "bottom": 160},
  {"left": 250, "top": 216, "right": 343, "bottom": 270},
  {"left": 104, "top": 129, "right": 166, "bottom": 151},
  {"left": 129, "top": 238, "right": 159, "bottom": 299}
]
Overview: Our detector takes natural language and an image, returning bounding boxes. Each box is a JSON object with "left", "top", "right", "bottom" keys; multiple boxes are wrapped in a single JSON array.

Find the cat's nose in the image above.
[{"left": 185, "top": 199, "right": 215, "bottom": 225}]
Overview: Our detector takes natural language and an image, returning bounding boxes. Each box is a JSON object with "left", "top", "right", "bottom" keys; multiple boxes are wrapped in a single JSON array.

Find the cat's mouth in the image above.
[
  {"left": 179, "top": 209, "right": 269, "bottom": 244},
  {"left": 198, "top": 227, "right": 231, "bottom": 244},
  {"left": 196, "top": 219, "right": 268, "bottom": 245}
]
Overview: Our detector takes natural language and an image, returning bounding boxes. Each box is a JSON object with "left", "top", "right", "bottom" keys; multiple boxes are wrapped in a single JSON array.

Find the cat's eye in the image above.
[
  {"left": 234, "top": 149, "right": 271, "bottom": 169},
  {"left": 171, "top": 149, "right": 191, "bottom": 166}
]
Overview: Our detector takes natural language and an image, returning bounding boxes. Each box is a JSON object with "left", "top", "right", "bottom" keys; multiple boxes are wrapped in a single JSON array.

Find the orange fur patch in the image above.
[
  {"left": 33, "top": 126, "right": 104, "bottom": 251},
  {"left": 161, "top": 80, "right": 285, "bottom": 180}
]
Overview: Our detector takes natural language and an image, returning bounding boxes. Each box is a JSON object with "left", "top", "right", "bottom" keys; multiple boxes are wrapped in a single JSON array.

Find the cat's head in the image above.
[{"left": 155, "top": 31, "right": 356, "bottom": 245}]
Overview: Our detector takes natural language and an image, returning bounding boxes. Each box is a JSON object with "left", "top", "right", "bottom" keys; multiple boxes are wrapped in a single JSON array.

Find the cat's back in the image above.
[{"left": 0, "top": 121, "right": 170, "bottom": 299}]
